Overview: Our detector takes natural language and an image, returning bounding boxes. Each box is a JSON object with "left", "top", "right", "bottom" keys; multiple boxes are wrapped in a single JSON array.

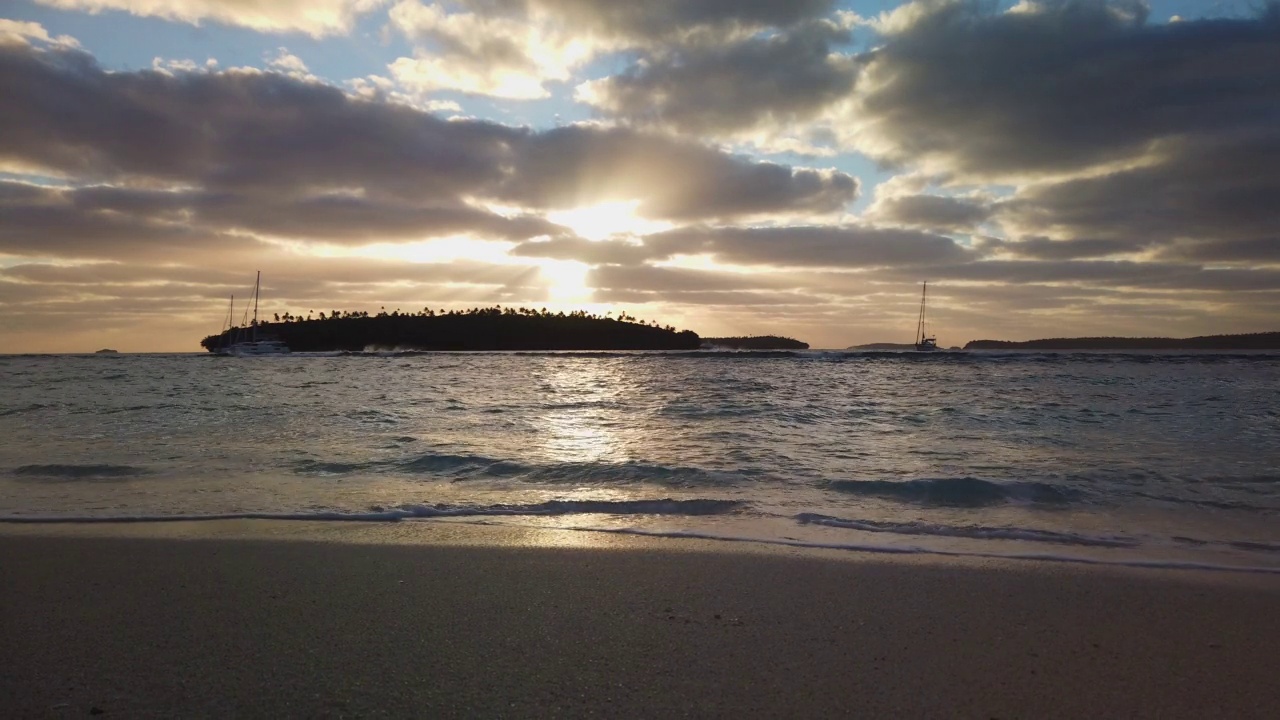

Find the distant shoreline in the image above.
[
  {"left": 964, "top": 331, "right": 1280, "bottom": 351},
  {"left": 842, "top": 332, "right": 1280, "bottom": 352}
]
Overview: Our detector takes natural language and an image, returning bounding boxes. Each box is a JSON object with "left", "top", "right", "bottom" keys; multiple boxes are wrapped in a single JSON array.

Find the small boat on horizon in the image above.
[
  {"left": 214, "top": 271, "right": 290, "bottom": 356},
  {"left": 915, "top": 281, "right": 939, "bottom": 352}
]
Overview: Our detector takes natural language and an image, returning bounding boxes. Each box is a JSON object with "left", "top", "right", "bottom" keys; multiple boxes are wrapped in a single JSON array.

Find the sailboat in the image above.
[
  {"left": 214, "top": 272, "right": 290, "bottom": 356},
  {"left": 914, "top": 281, "right": 939, "bottom": 351}
]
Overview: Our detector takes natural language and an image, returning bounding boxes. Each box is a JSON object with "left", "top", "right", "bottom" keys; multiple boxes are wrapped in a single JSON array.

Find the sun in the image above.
[
  {"left": 538, "top": 260, "right": 590, "bottom": 301},
  {"left": 546, "top": 200, "right": 673, "bottom": 241}
]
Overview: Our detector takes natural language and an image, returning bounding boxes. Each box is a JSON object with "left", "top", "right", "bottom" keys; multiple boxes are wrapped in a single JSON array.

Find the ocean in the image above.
[{"left": 3, "top": 350, "right": 1278, "bottom": 572}]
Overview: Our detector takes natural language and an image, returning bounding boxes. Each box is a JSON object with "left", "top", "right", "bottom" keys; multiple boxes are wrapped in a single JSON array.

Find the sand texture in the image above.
[{"left": 3, "top": 522, "right": 1279, "bottom": 718}]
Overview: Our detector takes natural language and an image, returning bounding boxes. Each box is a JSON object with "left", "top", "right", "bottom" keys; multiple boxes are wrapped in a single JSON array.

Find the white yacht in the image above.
[
  {"left": 914, "top": 281, "right": 939, "bottom": 352},
  {"left": 215, "top": 272, "right": 291, "bottom": 356}
]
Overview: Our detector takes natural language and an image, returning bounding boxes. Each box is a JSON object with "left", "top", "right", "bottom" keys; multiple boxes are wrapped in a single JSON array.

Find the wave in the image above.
[
  {"left": 0, "top": 498, "right": 744, "bottom": 523},
  {"left": 0, "top": 403, "right": 48, "bottom": 417},
  {"left": 796, "top": 513, "right": 1136, "bottom": 548},
  {"left": 296, "top": 451, "right": 737, "bottom": 486},
  {"left": 559, "top": 526, "right": 1280, "bottom": 575},
  {"left": 825, "top": 477, "right": 1081, "bottom": 506},
  {"left": 11, "top": 464, "right": 148, "bottom": 481},
  {"left": 5, "top": 503, "right": 1277, "bottom": 574},
  {"left": 311, "top": 349, "right": 1280, "bottom": 364}
]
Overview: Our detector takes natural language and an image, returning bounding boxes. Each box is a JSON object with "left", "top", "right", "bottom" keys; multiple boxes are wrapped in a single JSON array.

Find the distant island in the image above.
[
  {"left": 703, "top": 336, "right": 809, "bottom": 350},
  {"left": 964, "top": 331, "right": 1280, "bottom": 351},
  {"left": 201, "top": 307, "right": 701, "bottom": 352},
  {"left": 94, "top": 348, "right": 118, "bottom": 354}
]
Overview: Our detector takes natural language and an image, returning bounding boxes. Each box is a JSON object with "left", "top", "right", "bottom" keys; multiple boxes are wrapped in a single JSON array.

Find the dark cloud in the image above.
[
  {"left": 498, "top": 125, "right": 857, "bottom": 220},
  {"left": 880, "top": 260, "right": 1280, "bottom": 293},
  {"left": 588, "top": 265, "right": 778, "bottom": 293},
  {"left": 593, "top": 289, "right": 821, "bottom": 306},
  {"left": 510, "top": 237, "right": 654, "bottom": 265},
  {"left": 867, "top": 193, "right": 992, "bottom": 231},
  {"left": 644, "top": 225, "right": 970, "bottom": 268},
  {"left": 579, "top": 20, "right": 858, "bottom": 135},
  {"left": 0, "top": 181, "right": 561, "bottom": 259},
  {"left": 983, "top": 236, "right": 1136, "bottom": 260},
  {"left": 997, "top": 132, "right": 1280, "bottom": 257},
  {"left": 0, "top": 182, "right": 266, "bottom": 260},
  {"left": 856, "top": 1, "right": 1280, "bottom": 178},
  {"left": 0, "top": 41, "right": 855, "bottom": 237},
  {"left": 463, "top": 0, "right": 836, "bottom": 40},
  {"left": 842, "top": 2, "right": 1280, "bottom": 262},
  {"left": 1158, "top": 237, "right": 1280, "bottom": 263},
  {"left": 0, "top": 257, "right": 543, "bottom": 292}
]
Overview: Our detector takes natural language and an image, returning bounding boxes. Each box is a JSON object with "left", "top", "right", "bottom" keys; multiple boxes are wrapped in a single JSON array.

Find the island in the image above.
[
  {"left": 964, "top": 331, "right": 1280, "bottom": 351},
  {"left": 702, "top": 336, "right": 809, "bottom": 350},
  {"left": 94, "top": 348, "right": 119, "bottom": 354},
  {"left": 200, "top": 307, "right": 702, "bottom": 352}
]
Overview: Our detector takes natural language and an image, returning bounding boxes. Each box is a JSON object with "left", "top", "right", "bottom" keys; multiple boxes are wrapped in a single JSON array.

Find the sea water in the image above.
[{"left": 2, "top": 350, "right": 1278, "bottom": 572}]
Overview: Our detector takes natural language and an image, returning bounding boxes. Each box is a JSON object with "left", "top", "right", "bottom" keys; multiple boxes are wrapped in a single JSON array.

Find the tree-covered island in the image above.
[
  {"left": 702, "top": 336, "right": 809, "bottom": 350},
  {"left": 964, "top": 331, "right": 1280, "bottom": 351},
  {"left": 201, "top": 306, "right": 702, "bottom": 352}
]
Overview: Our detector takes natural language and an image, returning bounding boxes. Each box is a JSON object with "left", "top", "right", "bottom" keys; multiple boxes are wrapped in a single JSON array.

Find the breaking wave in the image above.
[
  {"left": 795, "top": 513, "right": 1137, "bottom": 548},
  {"left": 295, "top": 451, "right": 736, "bottom": 486},
  {"left": 0, "top": 498, "right": 744, "bottom": 523},
  {"left": 825, "top": 477, "right": 1082, "bottom": 506},
  {"left": 11, "top": 464, "right": 149, "bottom": 481}
]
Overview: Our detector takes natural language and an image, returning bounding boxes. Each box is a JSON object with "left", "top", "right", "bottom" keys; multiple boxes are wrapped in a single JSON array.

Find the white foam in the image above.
[
  {"left": 796, "top": 513, "right": 1137, "bottom": 547},
  {"left": 548, "top": 524, "right": 1280, "bottom": 575}
]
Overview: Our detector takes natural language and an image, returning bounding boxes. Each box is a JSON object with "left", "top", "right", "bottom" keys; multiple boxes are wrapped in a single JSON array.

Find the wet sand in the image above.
[{"left": 2, "top": 521, "right": 1279, "bottom": 718}]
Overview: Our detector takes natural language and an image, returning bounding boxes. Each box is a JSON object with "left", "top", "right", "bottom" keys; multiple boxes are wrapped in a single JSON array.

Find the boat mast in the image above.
[
  {"left": 251, "top": 270, "right": 260, "bottom": 342},
  {"left": 916, "top": 281, "right": 928, "bottom": 345}
]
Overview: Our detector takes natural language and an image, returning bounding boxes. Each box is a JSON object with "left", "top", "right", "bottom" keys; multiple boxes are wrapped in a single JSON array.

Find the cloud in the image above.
[
  {"left": 995, "top": 132, "right": 1280, "bottom": 259},
  {"left": 588, "top": 265, "right": 778, "bottom": 293},
  {"left": 592, "top": 289, "right": 819, "bottom": 306},
  {"left": 387, "top": 0, "right": 604, "bottom": 99},
  {"left": 151, "top": 56, "right": 218, "bottom": 75},
  {"left": 576, "top": 20, "right": 858, "bottom": 137},
  {"left": 644, "top": 225, "right": 970, "bottom": 268},
  {"left": 386, "top": 0, "right": 839, "bottom": 99},
  {"left": 266, "top": 48, "right": 310, "bottom": 79},
  {"left": 849, "top": 1, "right": 1280, "bottom": 178},
  {"left": 510, "top": 237, "right": 653, "bottom": 266},
  {"left": 0, "top": 41, "right": 854, "bottom": 258},
  {"left": 877, "top": 259, "right": 1280, "bottom": 293},
  {"left": 0, "top": 181, "right": 564, "bottom": 260},
  {"left": 866, "top": 193, "right": 993, "bottom": 232},
  {"left": 829, "top": 1, "right": 1280, "bottom": 264},
  {"left": 498, "top": 126, "right": 858, "bottom": 220},
  {"left": 527, "top": 0, "right": 837, "bottom": 40},
  {"left": 980, "top": 236, "right": 1136, "bottom": 260},
  {"left": 32, "top": 0, "right": 386, "bottom": 37},
  {"left": 0, "top": 18, "right": 80, "bottom": 47}
]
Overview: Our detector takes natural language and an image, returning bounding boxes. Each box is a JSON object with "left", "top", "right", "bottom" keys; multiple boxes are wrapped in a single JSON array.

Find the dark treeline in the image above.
[
  {"left": 703, "top": 336, "right": 809, "bottom": 350},
  {"left": 965, "top": 332, "right": 1280, "bottom": 351},
  {"left": 201, "top": 306, "right": 701, "bottom": 352}
]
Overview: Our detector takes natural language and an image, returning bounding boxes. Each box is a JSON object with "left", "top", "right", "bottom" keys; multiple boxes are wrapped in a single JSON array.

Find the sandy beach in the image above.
[{"left": 3, "top": 521, "right": 1279, "bottom": 718}]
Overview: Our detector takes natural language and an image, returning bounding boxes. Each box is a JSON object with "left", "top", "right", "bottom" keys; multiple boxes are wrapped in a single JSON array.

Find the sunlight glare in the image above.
[
  {"left": 546, "top": 200, "right": 673, "bottom": 241},
  {"left": 539, "top": 260, "right": 590, "bottom": 301}
]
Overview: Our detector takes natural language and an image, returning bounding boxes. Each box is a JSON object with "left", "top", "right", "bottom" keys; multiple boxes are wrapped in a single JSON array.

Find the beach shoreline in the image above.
[{"left": 4, "top": 520, "right": 1279, "bottom": 718}]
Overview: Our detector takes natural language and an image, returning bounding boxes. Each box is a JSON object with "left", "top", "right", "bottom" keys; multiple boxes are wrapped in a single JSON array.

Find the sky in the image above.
[{"left": 1, "top": 0, "right": 1277, "bottom": 352}]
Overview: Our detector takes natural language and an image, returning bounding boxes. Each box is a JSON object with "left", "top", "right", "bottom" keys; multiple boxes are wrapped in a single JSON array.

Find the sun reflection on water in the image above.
[{"left": 534, "top": 358, "right": 631, "bottom": 465}]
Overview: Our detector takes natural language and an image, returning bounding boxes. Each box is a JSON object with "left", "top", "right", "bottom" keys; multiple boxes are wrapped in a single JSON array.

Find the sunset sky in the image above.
[{"left": 2, "top": 0, "right": 1277, "bottom": 352}]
